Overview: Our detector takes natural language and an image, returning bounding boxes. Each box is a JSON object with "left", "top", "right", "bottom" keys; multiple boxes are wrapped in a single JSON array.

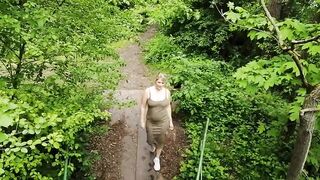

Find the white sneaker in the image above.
[{"left": 153, "top": 157, "right": 160, "bottom": 171}]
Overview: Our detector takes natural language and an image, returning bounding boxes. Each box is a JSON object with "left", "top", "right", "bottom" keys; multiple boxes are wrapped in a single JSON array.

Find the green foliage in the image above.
[
  {"left": 170, "top": 60, "right": 289, "bottom": 179},
  {"left": 145, "top": 0, "right": 320, "bottom": 178},
  {"left": 143, "top": 36, "right": 290, "bottom": 179},
  {"left": 0, "top": 54, "right": 123, "bottom": 178},
  {"left": 225, "top": 2, "right": 320, "bottom": 178},
  {"left": 0, "top": 0, "right": 149, "bottom": 178},
  {"left": 144, "top": 34, "right": 183, "bottom": 63},
  {"left": 148, "top": 0, "right": 266, "bottom": 66},
  {"left": 0, "top": 0, "right": 144, "bottom": 88}
]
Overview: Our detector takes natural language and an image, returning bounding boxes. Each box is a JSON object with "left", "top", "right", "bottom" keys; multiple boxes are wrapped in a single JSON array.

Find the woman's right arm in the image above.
[{"left": 140, "top": 88, "right": 148, "bottom": 129}]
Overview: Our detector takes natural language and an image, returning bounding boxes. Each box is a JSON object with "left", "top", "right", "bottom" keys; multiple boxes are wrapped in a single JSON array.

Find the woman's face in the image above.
[{"left": 155, "top": 79, "right": 165, "bottom": 90}]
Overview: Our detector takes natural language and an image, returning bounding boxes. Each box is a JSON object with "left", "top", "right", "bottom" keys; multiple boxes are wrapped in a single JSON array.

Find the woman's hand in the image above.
[
  {"left": 169, "top": 122, "right": 174, "bottom": 130},
  {"left": 141, "top": 121, "right": 146, "bottom": 129}
]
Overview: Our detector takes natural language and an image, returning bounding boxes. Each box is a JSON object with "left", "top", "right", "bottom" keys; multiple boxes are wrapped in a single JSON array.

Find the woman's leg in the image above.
[{"left": 155, "top": 147, "right": 162, "bottom": 158}]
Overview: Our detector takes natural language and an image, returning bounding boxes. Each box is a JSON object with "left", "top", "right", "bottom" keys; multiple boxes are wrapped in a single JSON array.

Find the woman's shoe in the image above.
[{"left": 153, "top": 157, "right": 160, "bottom": 171}]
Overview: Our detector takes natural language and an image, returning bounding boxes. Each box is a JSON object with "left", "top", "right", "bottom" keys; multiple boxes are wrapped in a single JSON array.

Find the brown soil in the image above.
[
  {"left": 89, "top": 121, "right": 127, "bottom": 180},
  {"left": 161, "top": 118, "right": 188, "bottom": 179}
]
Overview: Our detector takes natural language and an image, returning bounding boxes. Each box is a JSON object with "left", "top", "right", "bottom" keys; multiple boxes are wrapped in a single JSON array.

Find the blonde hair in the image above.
[{"left": 155, "top": 73, "right": 166, "bottom": 82}]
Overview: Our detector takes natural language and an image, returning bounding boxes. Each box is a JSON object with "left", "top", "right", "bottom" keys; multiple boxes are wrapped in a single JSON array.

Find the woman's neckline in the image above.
[{"left": 149, "top": 86, "right": 166, "bottom": 101}]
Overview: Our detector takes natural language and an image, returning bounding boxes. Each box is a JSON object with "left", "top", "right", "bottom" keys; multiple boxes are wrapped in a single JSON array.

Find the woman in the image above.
[{"left": 140, "top": 73, "right": 174, "bottom": 171}]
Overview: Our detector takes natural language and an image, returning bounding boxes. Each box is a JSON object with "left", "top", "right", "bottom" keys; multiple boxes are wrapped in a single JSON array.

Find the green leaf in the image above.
[
  {"left": 0, "top": 114, "right": 13, "bottom": 127},
  {"left": 0, "top": 132, "right": 8, "bottom": 142},
  {"left": 227, "top": 2, "right": 235, "bottom": 9},
  {"left": 308, "top": 45, "right": 320, "bottom": 55},
  {"left": 53, "top": 142, "right": 60, "bottom": 149},
  {"left": 257, "top": 122, "right": 266, "bottom": 134},
  {"left": 308, "top": 64, "right": 319, "bottom": 73},
  {"left": 28, "top": 129, "right": 35, "bottom": 134},
  {"left": 255, "top": 31, "right": 270, "bottom": 40},
  {"left": 289, "top": 105, "right": 301, "bottom": 121},
  {"left": 12, "top": 147, "right": 20, "bottom": 152},
  {"left": 301, "top": 42, "right": 313, "bottom": 50},
  {"left": 248, "top": 31, "right": 257, "bottom": 40},
  {"left": 21, "top": 147, "right": 28, "bottom": 153},
  {"left": 280, "top": 28, "right": 294, "bottom": 40},
  {"left": 225, "top": 11, "right": 240, "bottom": 23},
  {"left": 296, "top": 88, "right": 306, "bottom": 96}
]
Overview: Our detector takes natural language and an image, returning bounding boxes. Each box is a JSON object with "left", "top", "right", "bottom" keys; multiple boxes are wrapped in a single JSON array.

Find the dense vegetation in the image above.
[
  {"left": 0, "top": 0, "right": 151, "bottom": 179},
  {"left": 1, "top": 0, "right": 319, "bottom": 179},
  {"left": 144, "top": 0, "right": 320, "bottom": 179}
]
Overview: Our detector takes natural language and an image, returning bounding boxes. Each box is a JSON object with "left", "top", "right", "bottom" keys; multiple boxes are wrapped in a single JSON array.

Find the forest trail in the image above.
[
  {"left": 110, "top": 26, "right": 156, "bottom": 180},
  {"left": 89, "top": 26, "right": 187, "bottom": 180}
]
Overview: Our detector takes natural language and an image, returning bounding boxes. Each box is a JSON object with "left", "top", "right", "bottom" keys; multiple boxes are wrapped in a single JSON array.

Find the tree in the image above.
[
  {"left": 217, "top": 0, "right": 320, "bottom": 179},
  {"left": 260, "top": 0, "right": 320, "bottom": 178}
]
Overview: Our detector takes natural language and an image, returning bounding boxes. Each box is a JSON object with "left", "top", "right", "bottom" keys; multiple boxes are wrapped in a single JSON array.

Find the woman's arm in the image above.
[
  {"left": 140, "top": 88, "right": 149, "bottom": 129},
  {"left": 166, "top": 89, "right": 174, "bottom": 130}
]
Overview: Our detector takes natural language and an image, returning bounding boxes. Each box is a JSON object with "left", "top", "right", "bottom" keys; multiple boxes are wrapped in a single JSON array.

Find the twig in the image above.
[
  {"left": 260, "top": 0, "right": 284, "bottom": 48},
  {"left": 292, "top": 34, "right": 320, "bottom": 45},
  {"left": 300, "top": 108, "right": 320, "bottom": 116}
]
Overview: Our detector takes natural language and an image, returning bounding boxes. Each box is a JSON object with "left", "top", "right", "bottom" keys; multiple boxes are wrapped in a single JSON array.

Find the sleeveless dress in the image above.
[{"left": 146, "top": 89, "right": 170, "bottom": 149}]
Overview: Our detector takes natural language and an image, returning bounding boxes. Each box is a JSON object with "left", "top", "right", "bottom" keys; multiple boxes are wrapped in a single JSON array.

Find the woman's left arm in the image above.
[{"left": 166, "top": 89, "right": 174, "bottom": 130}]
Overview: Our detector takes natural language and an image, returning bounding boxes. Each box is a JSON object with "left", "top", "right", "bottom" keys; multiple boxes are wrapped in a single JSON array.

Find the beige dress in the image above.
[{"left": 146, "top": 89, "right": 170, "bottom": 149}]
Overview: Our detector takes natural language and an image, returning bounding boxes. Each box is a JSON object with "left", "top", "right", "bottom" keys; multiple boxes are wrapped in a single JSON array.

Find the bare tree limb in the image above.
[
  {"left": 260, "top": 0, "right": 285, "bottom": 48},
  {"left": 288, "top": 49, "right": 312, "bottom": 90},
  {"left": 292, "top": 34, "right": 320, "bottom": 45},
  {"left": 300, "top": 107, "right": 320, "bottom": 116}
]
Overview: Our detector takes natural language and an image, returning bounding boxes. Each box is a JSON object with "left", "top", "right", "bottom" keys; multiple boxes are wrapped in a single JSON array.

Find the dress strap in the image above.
[{"left": 165, "top": 88, "right": 168, "bottom": 99}]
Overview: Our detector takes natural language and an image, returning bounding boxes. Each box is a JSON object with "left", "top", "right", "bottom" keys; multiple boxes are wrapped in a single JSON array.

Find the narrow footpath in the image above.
[
  {"left": 110, "top": 26, "right": 156, "bottom": 180},
  {"left": 89, "top": 27, "right": 188, "bottom": 180}
]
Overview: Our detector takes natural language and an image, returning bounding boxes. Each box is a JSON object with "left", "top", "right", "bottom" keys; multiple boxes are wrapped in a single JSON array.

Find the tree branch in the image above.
[
  {"left": 213, "top": 4, "right": 279, "bottom": 43},
  {"left": 292, "top": 34, "right": 320, "bottom": 45},
  {"left": 260, "top": 0, "right": 285, "bottom": 48},
  {"left": 300, "top": 107, "right": 320, "bottom": 116},
  {"left": 0, "top": 38, "right": 20, "bottom": 59},
  {"left": 260, "top": 0, "right": 312, "bottom": 90}
]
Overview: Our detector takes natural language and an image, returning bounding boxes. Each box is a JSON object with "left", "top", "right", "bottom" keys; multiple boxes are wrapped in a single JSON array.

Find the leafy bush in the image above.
[
  {"left": 0, "top": 0, "right": 148, "bottom": 178},
  {"left": 143, "top": 35, "right": 291, "bottom": 179},
  {"left": 0, "top": 54, "right": 123, "bottom": 179},
  {"left": 143, "top": 34, "right": 183, "bottom": 63}
]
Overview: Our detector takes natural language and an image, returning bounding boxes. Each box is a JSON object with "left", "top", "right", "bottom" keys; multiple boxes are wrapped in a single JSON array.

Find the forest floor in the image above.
[{"left": 88, "top": 26, "right": 188, "bottom": 180}]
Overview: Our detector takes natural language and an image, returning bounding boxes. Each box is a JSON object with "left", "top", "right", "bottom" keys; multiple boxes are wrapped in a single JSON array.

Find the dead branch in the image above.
[{"left": 292, "top": 34, "right": 320, "bottom": 45}]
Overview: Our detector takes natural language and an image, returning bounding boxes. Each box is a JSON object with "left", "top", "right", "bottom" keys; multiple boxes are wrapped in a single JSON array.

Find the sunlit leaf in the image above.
[
  {"left": 0, "top": 114, "right": 13, "bottom": 127},
  {"left": 0, "top": 132, "right": 8, "bottom": 143}
]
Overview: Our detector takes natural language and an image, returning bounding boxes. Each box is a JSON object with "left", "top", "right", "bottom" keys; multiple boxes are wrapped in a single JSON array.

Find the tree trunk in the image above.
[
  {"left": 267, "top": 0, "right": 282, "bottom": 19},
  {"left": 287, "top": 85, "right": 320, "bottom": 180},
  {"left": 281, "top": 0, "right": 295, "bottom": 19}
]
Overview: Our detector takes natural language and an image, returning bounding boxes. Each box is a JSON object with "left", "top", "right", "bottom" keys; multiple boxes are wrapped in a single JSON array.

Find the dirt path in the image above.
[{"left": 89, "top": 27, "right": 188, "bottom": 180}]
